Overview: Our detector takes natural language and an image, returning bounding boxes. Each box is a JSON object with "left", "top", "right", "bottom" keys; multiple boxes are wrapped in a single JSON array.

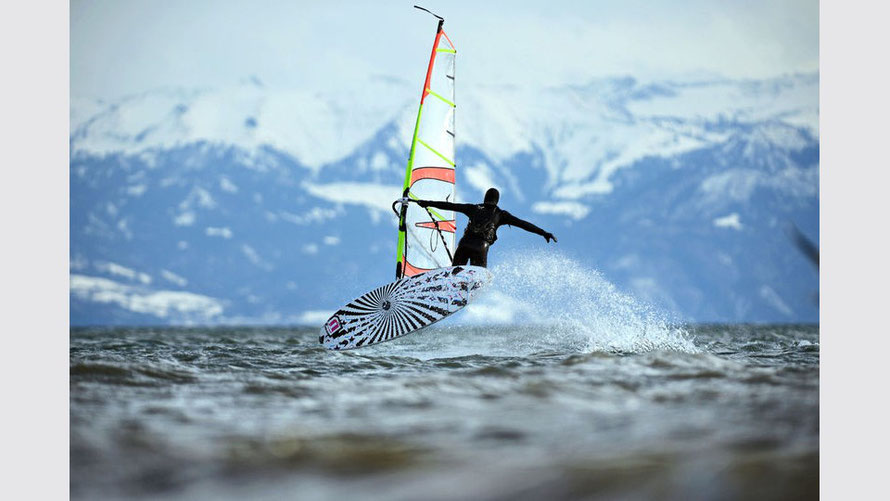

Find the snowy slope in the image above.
[{"left": 70, "top": 73, "right": 819, "bottom": 325}]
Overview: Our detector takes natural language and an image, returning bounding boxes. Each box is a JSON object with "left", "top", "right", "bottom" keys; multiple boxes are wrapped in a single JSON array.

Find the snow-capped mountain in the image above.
[{"left": 70, "top": 73, "right": 819, "bottom": 325}]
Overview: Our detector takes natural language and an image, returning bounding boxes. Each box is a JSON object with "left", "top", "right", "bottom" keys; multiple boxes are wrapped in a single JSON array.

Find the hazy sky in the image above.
[{"left": 71, "top": 0, "right": 818, "bottom": 99}]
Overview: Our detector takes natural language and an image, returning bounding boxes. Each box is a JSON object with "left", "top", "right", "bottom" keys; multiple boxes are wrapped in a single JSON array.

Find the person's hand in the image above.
[{"left": 544, "top": 232, "right": 557, "bottom": 243}]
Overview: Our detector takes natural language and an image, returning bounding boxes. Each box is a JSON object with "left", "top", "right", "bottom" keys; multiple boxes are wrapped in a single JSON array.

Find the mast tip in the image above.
[{"left": 413, "top": 5, "right": 444, "bottom": 22}]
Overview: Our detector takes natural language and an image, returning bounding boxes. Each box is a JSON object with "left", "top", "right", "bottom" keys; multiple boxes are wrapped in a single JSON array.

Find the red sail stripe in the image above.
[
  {"left": 402, "top": 259, "right": 434, "bottom": 277},
  {"left": 410, "top": 167, "right": 455, "bottom": 186},
  {"left": 415, "top": 220, "right": 457, "bottom": 232}
]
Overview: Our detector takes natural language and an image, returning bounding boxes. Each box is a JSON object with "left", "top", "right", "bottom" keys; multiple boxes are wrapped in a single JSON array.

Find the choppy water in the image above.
[
  {"left": 70, "top": 254, "right": 817, "bottom": 500},
  {"left": 70, "top": 323, "right": 818, "bottom": 500}
]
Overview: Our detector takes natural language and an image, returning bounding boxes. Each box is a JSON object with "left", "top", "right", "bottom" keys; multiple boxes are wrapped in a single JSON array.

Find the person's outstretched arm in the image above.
[
  {"left": 413, "top": 199, "right": 475, "bottom": 217},
  {"left": 501, "top": 211, "right": 557, "bottom": 243}
]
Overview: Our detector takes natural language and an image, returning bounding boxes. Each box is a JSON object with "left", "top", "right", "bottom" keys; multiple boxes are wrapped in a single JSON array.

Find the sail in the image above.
[{"left": 396, "top": 18, "right": 457, "bottom": 278}]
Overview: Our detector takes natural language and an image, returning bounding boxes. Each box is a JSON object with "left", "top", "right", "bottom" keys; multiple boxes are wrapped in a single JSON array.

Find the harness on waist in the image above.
[{"left": 464, "top": 206, "right": 500, "bottom": 244}]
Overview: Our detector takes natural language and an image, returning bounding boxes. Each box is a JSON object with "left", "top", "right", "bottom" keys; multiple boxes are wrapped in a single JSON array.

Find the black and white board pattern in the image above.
[{"left": 319, "top": 266, "right": 493, "bottom": 351}]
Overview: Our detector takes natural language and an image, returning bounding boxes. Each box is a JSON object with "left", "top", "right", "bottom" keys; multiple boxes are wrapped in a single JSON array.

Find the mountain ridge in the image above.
[{"left": 70, "top": 73, "right": 819, "bottom": 325}]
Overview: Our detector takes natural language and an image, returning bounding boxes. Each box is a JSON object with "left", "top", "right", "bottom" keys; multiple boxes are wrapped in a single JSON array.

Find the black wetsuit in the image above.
[{"left": 416, "top": 200, "right": 551, "bottom": 267}]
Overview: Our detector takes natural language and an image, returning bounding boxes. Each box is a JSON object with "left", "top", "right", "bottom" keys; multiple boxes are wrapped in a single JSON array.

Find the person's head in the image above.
[{"left": 484, "top": 188, "right": 500, "bottom": 205}]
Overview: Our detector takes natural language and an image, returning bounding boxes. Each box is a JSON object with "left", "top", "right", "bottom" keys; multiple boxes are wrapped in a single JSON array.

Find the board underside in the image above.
[{"left": 319, "top": 266, "right": 493, "bottom": 350}]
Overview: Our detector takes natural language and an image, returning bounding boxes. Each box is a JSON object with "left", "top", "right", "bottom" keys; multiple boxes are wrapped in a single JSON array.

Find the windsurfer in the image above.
[{"left": 406, "top": 188, "right": 556, "bottom": 267}]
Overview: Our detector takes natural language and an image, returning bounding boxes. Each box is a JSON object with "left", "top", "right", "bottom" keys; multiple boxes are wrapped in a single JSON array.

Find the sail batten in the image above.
[
  {"left": 426, "top": 88, "right": 456, "bottom": 108},
  {"left": 396, "top": 18, "right": 457, "bottom": 279},
  {"left": 417, "top": 139, "right": 455, "bottom": 166}
]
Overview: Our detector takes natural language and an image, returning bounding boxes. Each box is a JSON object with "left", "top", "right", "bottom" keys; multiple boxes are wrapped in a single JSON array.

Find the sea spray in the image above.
[{"left": 458, "top": 250, "right": 698, "bottom": 354}]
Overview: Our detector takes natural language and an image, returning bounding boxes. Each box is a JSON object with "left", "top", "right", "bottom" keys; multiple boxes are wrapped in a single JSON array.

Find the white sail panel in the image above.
[{"left": 397, "top": 25, "right": 457, "bottom": 278}]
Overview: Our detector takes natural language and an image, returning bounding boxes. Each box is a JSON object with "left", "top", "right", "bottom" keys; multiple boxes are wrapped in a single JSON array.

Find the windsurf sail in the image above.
[{"left": 395, "top": 7, "right": 457, "bottom": 279}]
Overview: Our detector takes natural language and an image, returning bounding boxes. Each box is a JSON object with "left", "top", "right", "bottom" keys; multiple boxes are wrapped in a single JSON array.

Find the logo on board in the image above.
[{"left": 325, "top": 316, "right": 342, "bottom": 335}]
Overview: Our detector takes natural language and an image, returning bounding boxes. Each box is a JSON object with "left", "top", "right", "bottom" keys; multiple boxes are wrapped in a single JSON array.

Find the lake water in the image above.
[{"left": 70, "top": 322, "right": 818, "bottom": 500}]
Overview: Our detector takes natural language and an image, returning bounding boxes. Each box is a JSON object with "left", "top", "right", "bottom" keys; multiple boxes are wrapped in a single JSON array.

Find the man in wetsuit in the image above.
[{"left": 409, "top": 188, "right": 557, "bottom": 267}]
